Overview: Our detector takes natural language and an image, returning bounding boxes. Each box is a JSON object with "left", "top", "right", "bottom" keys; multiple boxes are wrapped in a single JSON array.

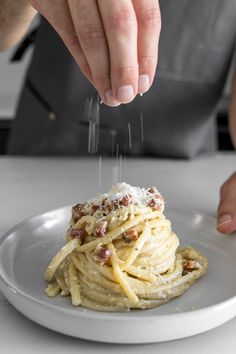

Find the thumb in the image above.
[{"left": 217, "top": 172, "right": 236, "bottom": 234}]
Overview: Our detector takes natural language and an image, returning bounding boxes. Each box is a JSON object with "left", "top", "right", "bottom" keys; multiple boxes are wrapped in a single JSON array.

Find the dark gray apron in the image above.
[{"left": 7, "top": 0, "right": 236, "bottom": 158}]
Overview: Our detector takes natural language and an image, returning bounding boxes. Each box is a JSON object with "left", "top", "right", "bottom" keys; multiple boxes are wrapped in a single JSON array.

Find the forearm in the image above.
[
  {"left": 229, "top": 67, "right": 236, "bottom": 148},
  {"left": 0, "top": 0, "right": 37, "bottom": 51}
]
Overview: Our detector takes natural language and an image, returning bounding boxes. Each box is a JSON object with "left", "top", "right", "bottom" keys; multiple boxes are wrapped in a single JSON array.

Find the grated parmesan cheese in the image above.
[{"left": 85, "top": 183, "right": 164, "bottom": 212}]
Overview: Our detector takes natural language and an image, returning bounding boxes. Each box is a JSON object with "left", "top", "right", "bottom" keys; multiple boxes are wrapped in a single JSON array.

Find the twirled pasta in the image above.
[{"left": 44, "top": 183, "right": 208, "bottom": 311}]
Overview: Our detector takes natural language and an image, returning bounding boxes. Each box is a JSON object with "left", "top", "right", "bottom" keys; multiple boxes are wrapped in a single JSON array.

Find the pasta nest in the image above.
[{"left": 45, "top": 203, "right": 208, "bottom": 312}]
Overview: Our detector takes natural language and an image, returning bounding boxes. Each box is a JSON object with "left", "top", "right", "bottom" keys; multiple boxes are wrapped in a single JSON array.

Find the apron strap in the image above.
[{"left": 10, "top": 26, "right": 39, "bottom": 62}]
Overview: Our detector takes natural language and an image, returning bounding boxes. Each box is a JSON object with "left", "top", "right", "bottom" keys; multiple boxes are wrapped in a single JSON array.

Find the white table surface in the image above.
[{"left": 0, "top": 153, "right": 235, "bottom": 354}]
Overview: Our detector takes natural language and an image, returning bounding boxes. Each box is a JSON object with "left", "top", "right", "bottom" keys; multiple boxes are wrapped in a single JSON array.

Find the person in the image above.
[{"left": 0, "top": 0, "right": 236, "bottom": 234}]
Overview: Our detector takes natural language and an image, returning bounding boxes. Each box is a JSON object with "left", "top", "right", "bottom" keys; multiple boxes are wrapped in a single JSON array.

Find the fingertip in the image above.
[
  {"left": 116, "top": 85, "right": 135, "bottom": 104},
  {"left": 138, "top": 74, "right": 150, "bottom": 94},
  {"left": 104, "top": 102, "right": 121, "bottom": 107},
  {"left": 217, "top": 223, "right": 233, "bottom": 234},
  {"left": 104, "top": 90, "right": 121, "bottom": 107},
  {"left": 217, "top": 216, "right": 236, "bottom": 234}
]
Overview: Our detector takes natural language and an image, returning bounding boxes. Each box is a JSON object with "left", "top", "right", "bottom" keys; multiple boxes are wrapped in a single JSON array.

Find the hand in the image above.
[
  {"left": 217, "top": 172, "right": 236, "bottom": 234},
  {"left": 28, "top": 0, "right": 161, "bottom": 106}
]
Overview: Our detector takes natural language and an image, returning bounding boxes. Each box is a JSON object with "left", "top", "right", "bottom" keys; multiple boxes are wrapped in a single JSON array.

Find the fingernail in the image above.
[
  {"left": 217, "top": 214, "right": 232, "bottom": 227},
  {"left": 105, "top": 90, "right": 121, "bottom": 107},
  {"left": 117, "top": 85, "right": 134, "bottom": 103},
  {"left": 138, "top": 74, "right": 150, "bottom": 94}
]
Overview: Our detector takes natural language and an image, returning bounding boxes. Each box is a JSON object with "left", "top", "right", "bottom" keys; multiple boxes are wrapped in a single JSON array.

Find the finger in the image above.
[
  {"left": 35, "top": 0, "right": 119, "bottom": 105},
  {"left": 68, "top": 0, "right": 120, "bottom": 107},
  {"left": 217, "top": 172, "right": 236, "bottom": 234},
  {"left": 36, "top": 0, "right": 92, "bottom": 82},
  {"left": 98, "top": 0, "right": 138, "bottom": 104},
  {"left": 132, "top": 0, "right": 161, "bottom": 94}
]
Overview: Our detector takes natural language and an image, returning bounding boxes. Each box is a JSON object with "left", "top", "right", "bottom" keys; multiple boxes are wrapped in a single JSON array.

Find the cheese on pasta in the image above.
[{"left": 44, "top": 183, "right": 208, "bottom": 311}]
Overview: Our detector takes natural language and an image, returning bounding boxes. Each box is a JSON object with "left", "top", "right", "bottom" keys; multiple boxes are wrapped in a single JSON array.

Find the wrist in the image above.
[
  {"left": 6, "top": 0, "right": 37, "bottom": 17},
  {"left": 0, "top": 0, "right": 37, "bottom": 51}
]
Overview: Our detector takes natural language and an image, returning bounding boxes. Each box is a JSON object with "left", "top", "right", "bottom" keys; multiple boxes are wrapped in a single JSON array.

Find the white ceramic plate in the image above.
[{"left": 0, "top": 207, "right": 235, "bottom": 344}]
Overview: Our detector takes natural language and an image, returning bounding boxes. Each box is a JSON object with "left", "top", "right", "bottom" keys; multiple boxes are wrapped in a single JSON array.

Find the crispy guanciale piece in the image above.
[
  {"left": 91, "top": 204, "right": 99, "bottom": 213},
  {"left": 93, "top": 245, "right": 112, "bottom": 265},
  {"left": 122, "top": 229, "right": 139, "bottom": 243},
  {"left": 148, "top": 198, "right": 161, "bottom": 210},
  {"left": 100, "top": 194, "right": 133, "bottom": 214},
  {"left": 72, "top": 203, "right": 85, "bottom": 222},
  {"left": 119, "top": 194, "right": 133, "bottom": 207},
  {"left": 94, "top": 221, "right": 108, "bottom": 237},
  {"left": 70, "top": 228, "right": 86, "bottom": 240},
  {"left": 183, "top": 260, "right": 200, "bottom": 272}
]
